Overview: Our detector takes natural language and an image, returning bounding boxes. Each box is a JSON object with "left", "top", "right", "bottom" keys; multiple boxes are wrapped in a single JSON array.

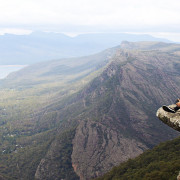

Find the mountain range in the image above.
[
  {"left": 0, "top": 41, "right": 179, "bottom": 179},
  {"left": 0, "top": 32, "right": 171, "bottom": 65}
]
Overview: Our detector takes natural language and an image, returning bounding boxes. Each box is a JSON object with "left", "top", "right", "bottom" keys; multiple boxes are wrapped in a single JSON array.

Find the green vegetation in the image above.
[
  {"left": 0, "top": 42, "right": 179, "bottom": 179},
  {"left": 96, "top": 136, "right": 180, "bottom": 180},
  {"left": 36, "top": 129, "right": 80, "bottom": 180},
  {"left": 53, "top": 129, "right": 80, "bottom": 180},
  {"left": 0, "top": 49, "right": 113, "bottom": 179},
  {"left": 0, "top": 130, "right": 55, "bottom": 179}
]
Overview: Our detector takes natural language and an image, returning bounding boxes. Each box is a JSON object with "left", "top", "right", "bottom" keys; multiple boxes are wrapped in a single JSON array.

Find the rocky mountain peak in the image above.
[{"left": 120, "top": 41, "right": 135, "bottom": 49}]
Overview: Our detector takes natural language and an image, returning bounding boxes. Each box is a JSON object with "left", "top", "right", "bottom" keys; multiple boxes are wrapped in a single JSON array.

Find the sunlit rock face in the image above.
[{"left": 157, "top": 105, "right": 180, "bottom": 132}]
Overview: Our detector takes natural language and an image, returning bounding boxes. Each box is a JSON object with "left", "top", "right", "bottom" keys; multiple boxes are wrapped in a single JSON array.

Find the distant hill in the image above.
[
  {"left": 0, "top": 31, "right": 171, "bottom": 65},
  {"left": 0, "top": 42, "right": 179, "bottom": 179},
  {"left": 96, "top": 136, "right": 180, "bottom": 180},
  {"left": 0, "top": 47, "right": 117, "bottom": 89}
]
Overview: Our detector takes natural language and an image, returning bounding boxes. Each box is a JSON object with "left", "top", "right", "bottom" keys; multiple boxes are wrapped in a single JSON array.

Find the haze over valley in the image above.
[{"left": 0, "top": 31, "right": 172, "bottom": 65}]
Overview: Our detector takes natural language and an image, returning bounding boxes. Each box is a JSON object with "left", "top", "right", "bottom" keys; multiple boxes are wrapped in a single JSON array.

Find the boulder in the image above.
[{"left": 156, "top": 104, "right": 180, "bottom": 132}]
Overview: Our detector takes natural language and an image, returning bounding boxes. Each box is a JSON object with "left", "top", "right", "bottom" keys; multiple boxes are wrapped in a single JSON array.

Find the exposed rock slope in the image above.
[
  {"left": 0, "top": 42, "right": 180, "bottom": 180},
  {"left": 36, "top": 43, "right": 180, "bottom": 179},
  {"left": 71, "top": 120, "right": 147, "bottom": 179}
]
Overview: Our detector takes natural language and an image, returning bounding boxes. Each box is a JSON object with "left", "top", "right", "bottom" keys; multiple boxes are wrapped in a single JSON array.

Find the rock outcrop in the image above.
[
  {"left": 157, "top": 105, "right": 180, "bottom": 180},
  {"left": 156, "top": 105, "right": 180, "bottom": 132},
  {"left": 71, "top": 120, "right": 147, "bottom": 180}
]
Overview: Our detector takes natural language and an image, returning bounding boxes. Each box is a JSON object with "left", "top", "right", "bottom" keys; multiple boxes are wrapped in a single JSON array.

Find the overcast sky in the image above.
[{"left": 0, "top": 0, "right": 180, "bottom": 41}]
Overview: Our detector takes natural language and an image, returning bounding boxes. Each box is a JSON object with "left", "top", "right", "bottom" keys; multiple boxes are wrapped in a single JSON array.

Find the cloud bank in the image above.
[{"left": 0, "top": 0, "right": 179, "bottom": 30}]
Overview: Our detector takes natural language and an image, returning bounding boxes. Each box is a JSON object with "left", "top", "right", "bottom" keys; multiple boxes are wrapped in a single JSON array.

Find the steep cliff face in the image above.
[
  {"left": 71, "top": 120, "right": 147, "bottom": 179},
  {"left": 35, "top": 44, "right": 180, "bottom": 179},
  {"left": 68, "top": 49, "right": 180, "bottom": 179}
]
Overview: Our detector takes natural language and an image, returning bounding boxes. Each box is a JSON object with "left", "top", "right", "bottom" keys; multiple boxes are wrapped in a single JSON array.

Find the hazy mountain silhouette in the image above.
[{"left": 0, "top": 31, "right": 171, "bottom": 65}]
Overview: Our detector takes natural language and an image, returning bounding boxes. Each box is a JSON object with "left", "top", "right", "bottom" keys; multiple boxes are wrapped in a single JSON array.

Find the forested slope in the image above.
[{"left": 0, "top": 42, "right": 179, "bottom": 179}]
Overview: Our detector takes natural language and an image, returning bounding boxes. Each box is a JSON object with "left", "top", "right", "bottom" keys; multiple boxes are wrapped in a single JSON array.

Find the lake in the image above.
[{"left": 0, "top": 65, "right": 27, "bottom": 79}]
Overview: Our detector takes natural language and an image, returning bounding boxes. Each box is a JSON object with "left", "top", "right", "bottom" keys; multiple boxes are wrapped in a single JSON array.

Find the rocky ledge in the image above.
[
  {"left": 156, "top": 104, "right": 180, "bottom": 132},
  {"left": 157, "top": 105, "right": 180, "bottom": 180}
]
